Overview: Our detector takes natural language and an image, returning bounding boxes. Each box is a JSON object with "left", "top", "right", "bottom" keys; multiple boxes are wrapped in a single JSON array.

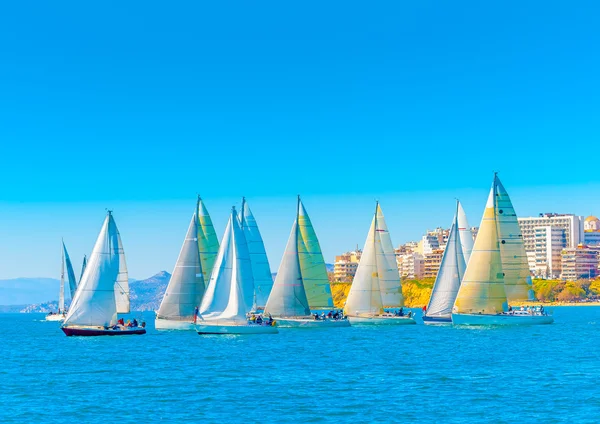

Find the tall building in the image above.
[
  {"left": 560, "top": 244, "right": 599, "bottom": 281},
  {"left": 518, "top": 213, "right": 584, "bottom": 272},
  {"left": 423, "top": 249, "right": 444, "bottom": 279},
  {"left": 421, "top": 228, "right": 450, "bottom": 254},
  {"left": 398, "top": 252, "right": 424, "bottom": 279},
  {"left": 333, "top": 250, "right": 362, "bottom": 282},
  {"left": 534, "top": 226, "right": 566, "bottom": 278}
]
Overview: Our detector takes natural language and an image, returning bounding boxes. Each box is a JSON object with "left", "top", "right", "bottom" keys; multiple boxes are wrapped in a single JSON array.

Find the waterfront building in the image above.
[
  {"left": 533, "top": 226, "right": 566, "bottom": 279},
  {"left": 333, "top": 250, "right": 362, "bottom": 282},
  {"left": 423, "top": 249, "right": 444, "bottom": 279},
  {"left": 398, "top": 252, "right": 424, "bottom": 279},
  {"left": 560, "top": 244, "right": 599, "bottom": 281},
  {"left": 583, "top": 216, "right": 600, "bottom": 246}
]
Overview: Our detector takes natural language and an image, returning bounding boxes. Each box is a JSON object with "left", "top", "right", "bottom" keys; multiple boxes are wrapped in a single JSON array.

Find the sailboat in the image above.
[
  {"left": 344, "top": 202, "right": 415, "bottom": 325},
  {"left": 451, "top": 175, "right": 553, "bottom": 325},
  {"left": 239, "top": 198, "right": 273, "bottom": 311},
  {"left": 46, "top": 241, "right": 79, "bottom": 322},
  {"left": 197, "top": 207, "right": 278, "bottom": 335},
  {"left": 422, "top": 201, "right": 467, "bottom": 324},
  {"left": 264, "top": 197, "right": 349, "bottom": 328},
  {"left": 197, "top": 196, "right": 220, "bottom": 283},
  {"left": 62, "top": 211, "right": 145, "bottom": 336},
  {"left": 156, "top": 208, "right": 205, "bottom": 330}
]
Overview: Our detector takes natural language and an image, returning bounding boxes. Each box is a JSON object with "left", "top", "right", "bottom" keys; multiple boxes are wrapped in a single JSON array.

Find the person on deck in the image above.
[
  {"left": 194, "top": 306, "right": 199, "bottom": 324},
  {"left": 132, "top": 318, "right": 138, "bottom": 327},
  {"left": 256, "top": 315, "right": 263, "bottom": 325}
]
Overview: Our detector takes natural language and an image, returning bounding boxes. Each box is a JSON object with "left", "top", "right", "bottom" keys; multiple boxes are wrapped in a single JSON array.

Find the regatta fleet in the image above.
[{"left": 47, "top": 173, "right": 553, "bottom": 337}]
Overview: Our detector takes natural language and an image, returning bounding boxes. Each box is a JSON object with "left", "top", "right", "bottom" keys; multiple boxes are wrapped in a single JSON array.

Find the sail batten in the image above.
[{"left": 157, "top": 212, "right": 205, "bottom": 320}]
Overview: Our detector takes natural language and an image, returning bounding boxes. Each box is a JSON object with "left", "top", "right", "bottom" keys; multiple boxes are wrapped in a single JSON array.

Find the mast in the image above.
[{"left": 373, "top": 201, "right": 379, "bottom": 313}]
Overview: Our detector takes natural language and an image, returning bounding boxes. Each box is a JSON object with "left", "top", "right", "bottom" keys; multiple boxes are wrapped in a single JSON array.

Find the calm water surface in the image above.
[{"left": 1, "top": 307, "right": 599, "bottom": 423}]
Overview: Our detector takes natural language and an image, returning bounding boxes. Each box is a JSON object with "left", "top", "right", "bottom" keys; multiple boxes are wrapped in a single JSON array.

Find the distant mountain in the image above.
[
  {"left": 0, "top": 278, "right": 59, "bottom": 305},
  {"left": 129, "top": 271, "right": 170, "bottom": 311}
]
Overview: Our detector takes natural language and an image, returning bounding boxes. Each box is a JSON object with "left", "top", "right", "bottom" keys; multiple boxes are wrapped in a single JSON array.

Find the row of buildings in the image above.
[{"left": 333, "top": 213, "right": 600, "bottom": 283}]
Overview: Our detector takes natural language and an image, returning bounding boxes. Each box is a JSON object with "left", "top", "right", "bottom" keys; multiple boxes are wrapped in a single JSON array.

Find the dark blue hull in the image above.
[{"left": 422, "top": 315, "right": 452, "bottom": 324}]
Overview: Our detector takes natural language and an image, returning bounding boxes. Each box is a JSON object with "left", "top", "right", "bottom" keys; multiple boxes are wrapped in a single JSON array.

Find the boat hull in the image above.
[
  {"left": 451, "top": 313, "right": 554, "bottom": 326},
  {"left": 276, "top": 317, "right": 351, "bottom": 328},
  {"left": 62, "top": 326, "right": 146, "bottom": 336},
  {"left": 422, "top": 315, "right": 452, "bottom": 325},
  {"left": 348, "top": 315, "right": 416, "bottom": 325},
  {"left": 196, "top": 323, "right": 278, "bottom": 335},
  {"left": 45, "top": 314, "right": 65, "bottom": 322},
  {"left": 155, "top": 317, "right": 196, "bottom": 330}
]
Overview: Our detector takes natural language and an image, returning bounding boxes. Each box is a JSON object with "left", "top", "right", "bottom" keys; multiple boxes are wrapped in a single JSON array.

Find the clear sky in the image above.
[{"left": 0, "top": 1, "right": 598, "bottom": 279}]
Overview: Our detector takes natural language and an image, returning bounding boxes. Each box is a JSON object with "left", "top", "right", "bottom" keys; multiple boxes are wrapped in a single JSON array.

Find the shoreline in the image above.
[{"left": 509, "top": 301, "right": 600, "bottom": 307}]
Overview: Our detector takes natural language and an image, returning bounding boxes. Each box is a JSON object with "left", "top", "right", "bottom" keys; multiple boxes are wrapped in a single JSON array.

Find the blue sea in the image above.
[{"left": 1, "top": 307, "right": 599, "bottom": 423}]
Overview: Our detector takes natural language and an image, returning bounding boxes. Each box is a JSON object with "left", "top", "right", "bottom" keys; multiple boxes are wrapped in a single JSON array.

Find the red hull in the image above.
[{"left": 62, "top": 327, "right": 146, "bottom": 337}]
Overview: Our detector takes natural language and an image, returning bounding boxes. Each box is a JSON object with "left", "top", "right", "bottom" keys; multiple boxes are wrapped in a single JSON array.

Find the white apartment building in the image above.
[
  {"left": 533, "top": 226, "right": 566, "bottom": 278},
  {"left": 518, "top": 213, "right": 584, "bottom": 272},
  {"left": 398, "top": 252, "right": 424, "bottom": 279}
]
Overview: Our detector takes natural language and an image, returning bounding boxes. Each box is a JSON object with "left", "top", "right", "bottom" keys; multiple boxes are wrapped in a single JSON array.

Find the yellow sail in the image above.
[
  {"left": 494, "top": 176, "right": 534, "bottom": 301},
  {"left": 453, "top": 184, "right": 508, "bottom": 315}
]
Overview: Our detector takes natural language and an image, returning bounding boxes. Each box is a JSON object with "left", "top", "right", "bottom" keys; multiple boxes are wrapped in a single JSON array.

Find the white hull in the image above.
[
  {"left": 276, "top": 317, "right": 351, "bottom": 328},
  {"left": 452, "top": 313, "right": 554, "bottom": 326},
  {"left": 196, "top": 322, "right": 278, "bottom": 335},
  {"left": 348, "top": 315, "right": 416, "bottom": 325},
  {"left": 155, "top": 317, "right": 196, "bottom": 330},
  {"left": 45, "top": 314, "right": 65, "bottom": 322}
]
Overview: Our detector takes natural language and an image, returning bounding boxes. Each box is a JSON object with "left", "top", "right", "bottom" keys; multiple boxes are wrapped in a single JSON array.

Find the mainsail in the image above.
[
  {"left": 425, "top": 202, "right": 466, "bottom": 317},
  {"left": 239, "top": 198, "right": 273, "bottom": 310},
  {"left": 457, "top": 201, "right": 474, "bottom": 264},
  {"left": 494, "top": 175, "right": 535, "bottom": 301},
  {"left": 297, "top": 198, "right": 334, "bottom": 309},
  {"left": 197, "top": 196, "right": 220, "bottom": 283},
  {"left": 63, "top": 211, "right": 125, "bottom": 327},
  {"left": 453, "top": 182, "right": 508, "bottom": 315},
  {"left": 157, "top": 211, "right": 205, "bottom": 320},
  {"left": 199, "top": 207, "right": 254, "bottom": 323},
  {"left": 264, "top": 218, "right": 311, "bottom": 317},
  {"left": 344, "top": 203, "right": 404, "bottom": 315},
  {"left": 63, "top": 242, "right": 78, "bottom": 300}
]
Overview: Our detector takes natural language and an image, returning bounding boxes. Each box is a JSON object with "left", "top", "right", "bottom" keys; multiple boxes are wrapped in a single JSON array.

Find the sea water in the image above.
[{"left": 1, "top": 307, "right": 599, "bottom": 423}]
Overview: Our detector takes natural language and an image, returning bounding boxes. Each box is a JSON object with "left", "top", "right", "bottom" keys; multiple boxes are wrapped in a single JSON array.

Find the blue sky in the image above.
[{"left": 0, "top": 1, "right": 598, "bottom": 279}]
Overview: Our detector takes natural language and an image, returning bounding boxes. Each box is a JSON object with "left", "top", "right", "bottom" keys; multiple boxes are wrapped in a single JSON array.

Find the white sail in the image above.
[
  {"left": 457, "top": 201, "right": 474, "bottom": 264},
  {"left": 453, "top": 184, "right": 508, "bottom": 315},
  {"left": 264, "top": 219, "right": 311, "bottom": 317},
  {"left": 197, "top": 197, "right": 220, "bottom": 284},
  {"left": 297, "top": 199, "right": 334, "bottom": 309},
  {"left": 63, "top": 212, "right": 123, "bottom": 327},
  {"left": 80, "top": 255, "right": 87, "bottom": 283},
  {"left": 157, "top": 212, "right": 204, "bottom": 320},
  {"left": 494, "top": 175, "right": 535, "bottom": 301},
  {"left": 114, "top": 221, "right": 129, "bottom": 314},
  {"left": 59, "top": 244, "right": 65, "bottom": 313},
  {"left": 426, "top": 204, "right": 466, "bottom": 317},
  {"left": 63, "top": 242, "right": 78, "bottom": 300},
  {"left": 199, "top": 208, "right": 254, "bottom": 322},
  {"left": 345, "top": 203, "right": 403, "bottom": 315},
  {"left": 239, "top": 198, "right": 273, "bottom": 310}
]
